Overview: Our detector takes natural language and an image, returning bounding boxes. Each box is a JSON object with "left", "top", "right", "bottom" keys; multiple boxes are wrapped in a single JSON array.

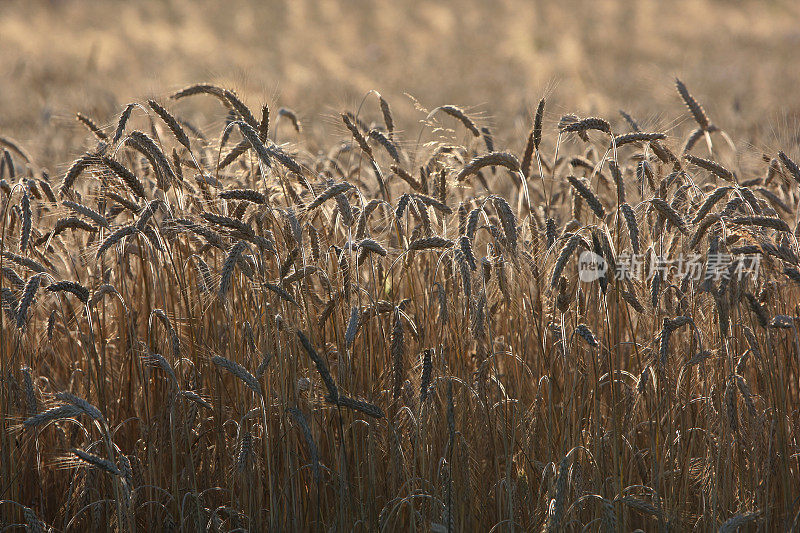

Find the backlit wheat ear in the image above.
[
  {"left": 729, "top": 215, "right": 790, "bottom": 232},
  {"left": 171, "top": 83, "right": 227, "bottom": 102},
  {"left": 752, "top": 186, "right": 788, "bottom": 212},
  {"left": 719, "top": 513, "right": 761, "bottom": 533},
  {"left": 112, "top": 103, "right": 136, "bottom": 144},
  {"left": 480, "top": 126, "right": 494, "bottom": 155},
  {"left": 23, "top": 506, "right": 46, "bottom": 533},
  {"left": 430, "top": 105, "right": 480, "bottom": 137},
  {"left": 127, "top": 130, "right": 177, "bottom": 186},
  {"left": 287, "top": 407, "right": 321, "bottom": 481},
  {"left": 148, "top": 100, "right": 191, "bottom": 150},
  {"left": 344, "top": 111, "right": 369, "bottom": 133},
  {"left": 675, "top": 78, "right": 710, "bottom": 130},
  {"left": 335, "top": 192, "right": 354, "bottom": 226},
  {"left": 211, "top": 356, "right": 262, "bottom": 396},
  {"left": 19, "top": 189, "right": 31, "bottom": 252},
  {"left": 16, "top": 273, "right": 43, "bottom": 329},
  {"left": 2, "top": 266, "right": 24, "bottom": 290},
  {"left": 267, "top": 143, "right": 303, "bottom": 174},
  {"left": 778, "top": 151, "right": 800, "bottom": 183},
  {"left": 96, "top": 225, "right": 137, "bottom": 259},
  {"left": 355, "top": 198, "right": 381, "bottom": 238},
  {"left": 308, "top": 182, "right": 354, "bottom": 211},
  {"left": 619, "top": 203, "right": 640, "bottom": 254},
  {"left": 533, "top": 98, "right": 545, "bottom": 150},
  {"left": 420, "top": 348, "right": 433, "bottom": 402},
  {"left": 391, "top": 165, "right": 424, "bottom": 191},
  {"left": 551, "top": 234, "right": 581, "bottom": 288},
  {"left": 345, "top": 306, "right": 360, "bottom": 348},
  {"left": 491, "top": 196, "right": 517, "bottom": 250},
  {"left": 219, "top": 240, "right": 248, "bottom": 301},
  {"left": 37, "top": 177, "right": 56, "bottom": 203},
  {"left": 650, "top": 198, "right": 688, "bottom": 234},
  {"left": 62, "top": 200, "right": 109, "bottom": 228},
  {"left": 736, "top": 186, "right": 762, "bottom": 214},
  {"left": 258, "top": 104, "right": 269, "bottom": 139},
  {"left": 236, "top": 120, "right": 272, "bottom": 169},
  {"left": 685, "top": 154, "right": 735, "bottom": 182},
  {"left": 621, "top": 287, "right": 644, "bottom": 313},
  {"left": 373, "top": 92, "right": 393, "bottom": 136},
  {"left": 1, "top": 151, "right": 12, "bottom": 179},
  {"left": 459, "top": 235, "right": 478, "bottom": 271},
  {"left": 60, "top": 154, "right": 94, "bottom": 195},
  {"left": 691, "top": 186, "right": 732, "bottom": 224},
  {"left": 263, "top": 282, "right": 299, "bottom": 306},
  {"left": 2, "top": 251, "right": 47, "bottom": 273},
  {"left": 308, "top": 224, "right": 321, "bottom": 262},
  {"left": 21, "top": 366, "right": 37, "bottom": 416},
  {"left": 278, "top": 107, "right": 301, "bottom": 132},
  {"left": 222, "top": 90, "right": 259, "bottom": 130},
  {"left": 413, "top": 192, "right": 452, "bottom": 214},
  {"left": 720, "top": 196, "right": 744, "bottom": 217},
  {"left": 219, "top": 140, "right": 249, "bottom": 169},
  {"left": 135, "top": 199, "right": 161, "bottom": 230},
  {"left": 408, "top": 236, "right": 453, "bottom": 251},
  {"left": 100, "top": 157, "right": 147, "bottom": 199},
  {"left": 394, "top": 192, "right": 411, "bottom": 221},
  {"left": 179, "top": 390, "right": 213, "bottom": 410},
  {"left": 545, "top": 218, "right": 557, "bottom": 248},
  {"left": 651, "top": 139, "right": 680, "bottom": 165},
  {"left": 24, "top": 404, "right": 82, "bottom": 427},
  {"left": 358, "top": 238, "right": 387, "bottom": 257},
  {"left": 0, "top": 138, "right": 29, "bottom": 165},
  {"left": 236, "top": 430, "right": 253, "bottom": 472},
  {"left": 560, "top": 117, "right": 611, "bottom": 135},
  {"left": 55, "top": 391, "right": 105, "bottom": 424},
  {"left": 72, "top": 449, "right": 122, "bottom": 477},
  {"left": 609, "top": 161, "right": 624, "bottom": 205},
  {"left": 220, "top": 188, "right": 268, "bottom": 205},
  {"left": 466, "top": 207, "right": 482, "bottom": 240},
  {"left": 521, "top": 129, "right": 536, "bottom": 179},
  {"left": 566, "top": 176, "right": 605, "bottom": 219},
  {"left": 543, "top": 456, "right": 570, "bottom": 532},
  {"left": 45, "top": 280, "right": 90, "bottom": 304},
  {"left": 611, "top": 131, "right": 666, "bottom": 148},
  {"left": 665, "top": 316, "right": 694, "bottom": 332},
  {"left": 297, "top": 330, "right": 338, "bottom": 401},
  {"left": 575, "top": 323, "right": 599, "bottom": 347},
  {"left": 141, "top": 352, "right": 178, "bottom": 389},
  {"left": 33, "top": 216, "right": 97, "bottom": 246},
  {"left": 683, "top": 128, "right": 705, "bottom": 153},
  {"left": 329, "top": 395, "right": 385, "bottom": 418},
  {"left": 369, "top": 129, "right": 400, "bottom": 163},
  {"left": 342, "top": 113, "right": 374, "bottom": 159},
  {"left": 456, "top": 152, "right": 520, "bottom": 181},
  {"left": 150, "top": 308, "right": 181, "bottom": 355}
]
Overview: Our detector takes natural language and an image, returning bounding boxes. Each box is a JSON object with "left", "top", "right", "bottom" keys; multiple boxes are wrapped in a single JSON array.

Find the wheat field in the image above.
[{"left": 2, "top": 1, "right": 800, "bottom": 532}]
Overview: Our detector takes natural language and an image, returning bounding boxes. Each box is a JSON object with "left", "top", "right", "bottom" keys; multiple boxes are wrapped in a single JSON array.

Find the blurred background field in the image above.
[{"left": 3, "top": 0, "right": 800, "bottom": 167}]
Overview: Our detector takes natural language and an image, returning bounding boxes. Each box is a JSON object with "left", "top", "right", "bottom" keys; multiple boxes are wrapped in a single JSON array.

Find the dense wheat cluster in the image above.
[{"left": 1, "top": 76, "right": 800, "bottom": 532}]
